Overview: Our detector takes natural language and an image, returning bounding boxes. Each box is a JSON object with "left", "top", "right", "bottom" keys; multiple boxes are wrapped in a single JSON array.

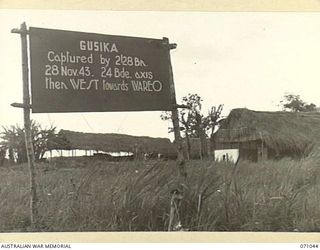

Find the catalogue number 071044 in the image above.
[{"left": 300, "top": 244, "right": 319, "bottom": 249}]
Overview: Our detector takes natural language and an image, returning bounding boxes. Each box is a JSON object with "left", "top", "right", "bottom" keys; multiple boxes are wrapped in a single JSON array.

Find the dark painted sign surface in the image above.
[{"left": 29, "top": 27, "right": 172, "bottom": 113}]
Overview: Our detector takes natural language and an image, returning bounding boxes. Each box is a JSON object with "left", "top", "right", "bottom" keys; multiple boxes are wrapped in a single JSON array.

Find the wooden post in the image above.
[
  {"left": 168, "top": 189, "right": 183, "bottom": 231},
  {"left": 12, "top": 22, "right": 38, "bottom": 229},
  {"left": 163, "top": 37, "right": 187, "bottom": 178}
]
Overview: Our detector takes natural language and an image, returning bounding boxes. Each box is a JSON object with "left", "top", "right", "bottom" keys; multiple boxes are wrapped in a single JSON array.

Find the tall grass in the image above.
[{"left": 0, "top": 153, "right": 319, "bottom": 232}]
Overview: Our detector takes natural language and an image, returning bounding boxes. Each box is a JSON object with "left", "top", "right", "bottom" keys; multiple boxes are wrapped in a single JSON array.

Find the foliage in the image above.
[
  {"left": 0, "top": 121, "right": 56, "bottom": 164},
  {"left": 1, "top": 125, "right": 27, "bottom": 164},
  {"left": 160, "top": 94, "right": 203, "bottom": 136},
  {"left": 206, "top": 105, "right": 224, "bottom": 160},
  {"left": 206, "top": 105, "right": 224, "bottom": 138},
  {"left": 0, "top": 155, "right": 320, "bottom": 232},
  {"left": 280, "top": 94, "right": 317, "bottom": 112},
  {"left": 161, "top": 93, "right": 223, "bottom": 159}
]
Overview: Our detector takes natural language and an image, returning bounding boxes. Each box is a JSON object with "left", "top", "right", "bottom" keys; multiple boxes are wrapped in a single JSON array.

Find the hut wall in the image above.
[
  {"left": 215, "top": 140, "right": 269, "bottom": 162},
  {"left": 240, "top": 140, "right": 269, "bottom": 162},
  {"left": 257, "top": 141, "right": 268, "bottom": 161},
  {"left": 239, "top": 144, "right": 258, "bottom": 162}
]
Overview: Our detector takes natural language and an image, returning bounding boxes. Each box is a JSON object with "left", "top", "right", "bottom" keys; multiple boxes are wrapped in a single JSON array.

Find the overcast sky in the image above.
[{"left": 0, "top": 10, "right": 319, "bottom": 140}]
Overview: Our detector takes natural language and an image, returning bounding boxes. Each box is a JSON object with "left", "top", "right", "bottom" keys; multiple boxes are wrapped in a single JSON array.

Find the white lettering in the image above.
[
  {"left": 79, "top": 40, "right": 118, "bottom": 53},
  {"left": 47, "top": 51, "right": 93, "bottom": 66},
  {"left": 114, "top": 67, "right": 131, "bottom": 79},
  {"left": 99, "top": 55, "right": 111, "bottom": 66},
  {"left": 45, "top": 77, "right": 68, "bottom": 90},
  {"left": 87, "top": 79, "right": 99, "bottom": 90},
  {"left": 131, "top": 80, "right": 162, "bottom": 92},
  {"left": 102, "top": 80, "right": 128, "bottom": 91}
]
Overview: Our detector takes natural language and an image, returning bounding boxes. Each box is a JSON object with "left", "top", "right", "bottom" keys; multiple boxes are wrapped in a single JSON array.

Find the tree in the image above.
[
  {"left": 280, "top": 94, "right": 317, "bottom": 112},
  {"left": 0, "top": 146, "right": 6, "bottom": 166},
  {"left": 179, "top": 109, "right": 193, "bottom": 159},
  {"left": 161, "top": 93, "right": 204, "bottom": 159},
  {"left": 161, "top": 109, "right": 192, "bottom": 159},
  {"left": 205, "top": 105, "right": 224, "bottom": 160},
  {"left": 161, "top": 93, "right": 223, "bottom": 160},
  {"left": 0, "top": 121, "right": 56, "bottom": 164},
  {"left": 1, "top": 125, "right": 25, "bottom": 164},
  {"left": 182, "top": 94, "right": 207, "bottom": 158}
]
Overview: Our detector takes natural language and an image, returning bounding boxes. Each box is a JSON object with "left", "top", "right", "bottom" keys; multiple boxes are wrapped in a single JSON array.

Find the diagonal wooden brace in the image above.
[{"left": 11, "top": 102, "right": 32, "bottom": 109}]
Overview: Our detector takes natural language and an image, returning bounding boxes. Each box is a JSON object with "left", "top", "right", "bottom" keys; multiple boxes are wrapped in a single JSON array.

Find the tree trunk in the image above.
[
  {"left": 199, "top": 129, "right": 208, "bottom": 159},
  {"left": 210, "top": 134, "right": 216, "bottom": 161},
  {"left": 8, "top": 148, "right": 15, "bottom": 164},
  {"left": 185, "top": 133, "right": 190, "bottom": 160},
  {"left": 0, "top": 148, "right": 5, "bottom": 166}
]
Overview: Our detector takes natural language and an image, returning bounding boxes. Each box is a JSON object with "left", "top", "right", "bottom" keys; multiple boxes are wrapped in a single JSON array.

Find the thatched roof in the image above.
[
  {"left": 49, "top": 130, "right": 175, "bottom": 155},
  {"left": 214, "top": 108, "right": 320, "bottom": 156}
]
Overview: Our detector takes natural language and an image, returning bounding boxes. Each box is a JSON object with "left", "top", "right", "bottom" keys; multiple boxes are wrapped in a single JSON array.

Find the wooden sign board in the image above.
[{"left": 29, "top": 27, "right": 172, "bottom": 113}]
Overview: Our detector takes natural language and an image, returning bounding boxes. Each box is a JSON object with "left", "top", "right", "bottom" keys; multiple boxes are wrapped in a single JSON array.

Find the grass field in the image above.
[{"left": 0, "top": 152, "right": 320, "bottom": 232}]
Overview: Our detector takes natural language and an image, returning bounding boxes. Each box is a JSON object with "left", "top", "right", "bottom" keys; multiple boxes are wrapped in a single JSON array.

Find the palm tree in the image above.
[{"left": 0, "top": 121, "right": 56, "bottom": 164}]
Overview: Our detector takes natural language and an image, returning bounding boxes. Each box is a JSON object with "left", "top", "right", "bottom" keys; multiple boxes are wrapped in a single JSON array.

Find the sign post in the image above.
[
  {"left": 11, "top": 22, "right": 38, "bottom": 229},
  {"left": 162, "top": 37, "right": 187, "bottom": 178},
  {"left": 11, "top": 25, "right": 186, "bottom": 230}
]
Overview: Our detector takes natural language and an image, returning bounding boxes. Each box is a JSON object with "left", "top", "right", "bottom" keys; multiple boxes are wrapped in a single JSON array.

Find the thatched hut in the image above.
[
  {"left": 48, "top": 130, "right": 176, "bottom": 158},
  {"left": 214, "top": 108, "right": 320, "bottom": 161}
]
